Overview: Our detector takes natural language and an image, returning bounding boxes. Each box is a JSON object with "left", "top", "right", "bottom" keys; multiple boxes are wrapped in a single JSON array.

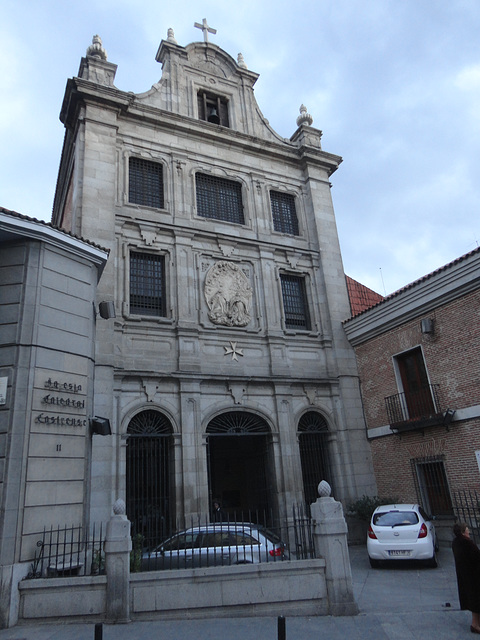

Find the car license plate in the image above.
[{"left": 388, "top": 550, "right": 411, "bottom": 557}]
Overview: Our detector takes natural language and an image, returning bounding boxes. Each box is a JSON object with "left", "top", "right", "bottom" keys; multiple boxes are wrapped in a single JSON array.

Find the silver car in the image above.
[{"left": 142, "top": 522, "right": 288, "bottom": 570}]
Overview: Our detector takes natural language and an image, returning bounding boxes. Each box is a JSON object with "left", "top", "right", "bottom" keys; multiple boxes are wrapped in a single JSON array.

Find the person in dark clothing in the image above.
[
  {"left": 212, "top": 500, "right": 227, "bottom": 523},
  {"left": 452, "top": 522, "right": 480, "bottom": 634}
]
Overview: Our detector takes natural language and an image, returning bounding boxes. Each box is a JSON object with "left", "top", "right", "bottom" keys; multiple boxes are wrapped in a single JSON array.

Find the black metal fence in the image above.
[
  {"left": 27, "top": 523, "right": 106, "bottom": 579},
  {"left": 138, "top": 505, "right": 316, "bottom": 573},
  {"left": 26, "top": 506, "right": 316, "bottom": 577},
  {"left": 452, "top": 489, "right": 480, "bottom": 544}
]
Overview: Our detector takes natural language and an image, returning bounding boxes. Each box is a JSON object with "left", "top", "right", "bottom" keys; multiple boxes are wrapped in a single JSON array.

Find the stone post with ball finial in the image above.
[
  {"left": 310, "top": 480, "right": 358, "bottom": 616},
  {"left": 104, "top": 498, "right": 132, "bottom": 623}
]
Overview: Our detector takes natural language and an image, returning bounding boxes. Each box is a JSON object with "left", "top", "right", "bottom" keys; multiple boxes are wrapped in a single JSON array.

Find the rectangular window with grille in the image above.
[
  {"left": 280, "top": 274, "right": 311, "bottom": 330},
  {"left": 270, "top": 191, "right": 299, "bottom": 235},
  {"left": 130, "top": 252, "right": 166, "bottom": 316},
  {"left": 197, "top": 91, "right": 229, "bottom": 127},
  {"left": 129, "top": 157, "right": 164, "bottom": 209},
  {"left": 195, "top": 173, "right": 244, "bottom": 224},
  {"left": 413, "top": 456, "right": 453, "bottom": 516}
]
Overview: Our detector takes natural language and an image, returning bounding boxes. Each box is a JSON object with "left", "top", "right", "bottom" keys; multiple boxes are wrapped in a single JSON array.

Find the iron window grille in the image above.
[
  {"left": 206, "top": 411, "right": 270, "bottom": 435},
  {"left": 411, "top": 455, "right": 453, "bottom": 517},
  {"left": 270, "top": 191, "right": 299, "bottom": 235},
  {"left": 197, "top": 91, "right": 229, "bottom": 127},
  {"left": 195, "top": 173, "right": 244, "bottom": 224},
  {"left": 130, "top": 251, "right": 166, "bottom": 316},
  {"left": 298, "top": 412, "right": 333, "bottom": 508},
  {"left": 129, "top": 157, "right": 164, "bottom": 209},
  {"left": 280, "top": 274, "right": 311, "bottom": 330}
]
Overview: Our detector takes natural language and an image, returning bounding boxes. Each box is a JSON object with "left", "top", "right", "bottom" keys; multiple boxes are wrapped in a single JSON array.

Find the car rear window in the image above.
[
  {"left": 161, "top": 532, "right": 202, "bottom": 551},
  {"left": 373, "top": 511, "right": 419, "bottom": 527},
  {"left": 202, "top": 531, "right": 260, "bottom": 547},
  {"left": 257, "top": 526, "right": 282, "bottom": 544}
]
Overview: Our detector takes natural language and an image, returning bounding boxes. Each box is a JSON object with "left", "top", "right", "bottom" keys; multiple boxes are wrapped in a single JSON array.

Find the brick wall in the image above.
[
  {"left": 356, "top": 289, "right": 480, "bottom": 428},
  {"left": 370, "top": 420, "right": 480, "bottom": 500},
  {"left": 354, "top": 288, "right": 480, "bottom": 501}
]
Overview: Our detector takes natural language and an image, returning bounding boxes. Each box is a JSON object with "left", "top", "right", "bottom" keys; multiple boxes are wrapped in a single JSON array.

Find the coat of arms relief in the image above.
[{"left": 204, "top": 261, "right": 252, "bottom": 327}]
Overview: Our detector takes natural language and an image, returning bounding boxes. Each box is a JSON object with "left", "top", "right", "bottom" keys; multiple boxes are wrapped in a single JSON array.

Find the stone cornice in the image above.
[
  {"left": 367, "top": 404, "right": 480, "bottom": 440},
  {"left": 60, "top": 77, "right": 342, "bottom": 175},
  {"left": 0, "top": 209, "right": 109, "bottom": 278}
]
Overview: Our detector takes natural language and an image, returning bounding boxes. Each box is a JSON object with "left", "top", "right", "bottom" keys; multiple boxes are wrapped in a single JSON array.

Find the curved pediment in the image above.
[
  {"left": 185, "top": 42, "right": 252, "bottom": 83},
  {"left": 137, "top": 39, "right": 287, "bottom": 143}
]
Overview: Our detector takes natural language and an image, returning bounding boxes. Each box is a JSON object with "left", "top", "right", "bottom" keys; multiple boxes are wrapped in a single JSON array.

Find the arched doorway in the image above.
[
  {"left": 298, "top": 411, "right": 333, "bottom": 506},
  {"left": 206, "top": 411, "right": 274, "bottom": 525},
  {"left": 126, "top": 409, "right": 174, "bottom": 547}
]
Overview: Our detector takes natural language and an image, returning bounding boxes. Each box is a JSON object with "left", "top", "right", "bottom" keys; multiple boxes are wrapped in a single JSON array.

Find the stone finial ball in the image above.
[
  {"left": 318, "top": 480, "right": 332, "bottom": 497},
  {"left": 113, "top": 498, "right": 126, "bottom": 515}
]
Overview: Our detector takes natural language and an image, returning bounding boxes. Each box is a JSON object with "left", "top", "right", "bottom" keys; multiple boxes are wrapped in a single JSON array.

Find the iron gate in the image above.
[
  {"left": 126, "top": 410, "right": 174, "bottom": 549},
  {"left": 206, "top": 411, "right": 274, "bottom": 525},
  {"left": 298, "top": 411, "right": 333, "bottom": 507}
]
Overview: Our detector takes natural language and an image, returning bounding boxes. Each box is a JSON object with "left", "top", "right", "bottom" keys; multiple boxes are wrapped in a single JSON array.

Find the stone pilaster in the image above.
[{"left": 104, "top": 501, "right": 131, "bottom": 623}]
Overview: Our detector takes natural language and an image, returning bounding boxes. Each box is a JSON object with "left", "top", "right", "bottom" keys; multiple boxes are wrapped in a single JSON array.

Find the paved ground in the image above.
[{"left": 0, "top": 544, "right": 470, "bottom": 640}]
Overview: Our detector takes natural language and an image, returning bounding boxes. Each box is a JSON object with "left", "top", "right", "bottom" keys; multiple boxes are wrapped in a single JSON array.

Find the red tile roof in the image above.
[
  {"left": 346, "top": 275, "right": 384, "bottom": 317},
  {"left": 345, "top": 245, "right": 480, "bottom": 321}
]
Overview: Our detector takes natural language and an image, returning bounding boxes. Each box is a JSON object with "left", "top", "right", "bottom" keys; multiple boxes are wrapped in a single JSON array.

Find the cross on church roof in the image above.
[{"left": 194, "top": 18, "right": 217, "bottom": 43}]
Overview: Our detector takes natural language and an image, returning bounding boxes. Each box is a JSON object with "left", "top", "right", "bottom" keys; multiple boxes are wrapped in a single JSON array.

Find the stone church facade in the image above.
[{"left": 51, "top": 29, "right": 376, "bottom": 540}]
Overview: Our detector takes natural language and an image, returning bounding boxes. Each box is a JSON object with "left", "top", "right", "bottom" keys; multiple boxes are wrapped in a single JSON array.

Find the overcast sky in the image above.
[{"left": 1, "top": 0, "right": 479, "bottom": 294}]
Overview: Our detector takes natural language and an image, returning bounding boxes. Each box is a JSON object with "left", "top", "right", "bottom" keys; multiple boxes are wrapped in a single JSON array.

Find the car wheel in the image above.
[
  {"left": 425, "top": 551, "right": 438, "bottom": 568},
  {"left": 369, "top": 558, "right": 381, "bottom": 568}
]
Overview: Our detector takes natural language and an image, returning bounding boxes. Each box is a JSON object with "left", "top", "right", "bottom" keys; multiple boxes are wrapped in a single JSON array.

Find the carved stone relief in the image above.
[{"left": 204, "top": 261, "right": 252, "bottom": 327}]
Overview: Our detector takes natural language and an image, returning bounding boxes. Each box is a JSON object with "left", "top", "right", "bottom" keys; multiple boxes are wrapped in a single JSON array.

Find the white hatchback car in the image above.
[{"left": 367, "top": 504, "right": 438, "bottom": 568}]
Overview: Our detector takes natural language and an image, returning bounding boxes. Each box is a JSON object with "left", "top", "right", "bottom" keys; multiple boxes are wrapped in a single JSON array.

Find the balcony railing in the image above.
[{"left": 385, "top": 384, "right": 447, "bottom": 432}]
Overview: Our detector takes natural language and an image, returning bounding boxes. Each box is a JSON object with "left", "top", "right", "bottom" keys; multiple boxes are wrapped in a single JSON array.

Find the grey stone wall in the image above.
[
  {"left": 0, "top": 228, "right": 107, "bottom": 628},
  {"left": 53, "top": 37, "right": 376, "bottom": 528}
]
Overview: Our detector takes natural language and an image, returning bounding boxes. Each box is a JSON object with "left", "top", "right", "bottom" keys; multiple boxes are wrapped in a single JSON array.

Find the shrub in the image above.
[
  {"left": 347, "top": 495, "right": 398, "bottom": 522},
  {"left": 130, "top": 533, "right": 144, "bottom": 573}
]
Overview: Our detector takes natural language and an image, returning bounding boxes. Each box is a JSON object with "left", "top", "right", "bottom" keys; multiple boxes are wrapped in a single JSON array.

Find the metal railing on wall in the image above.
[
  {"left": 138, "top": 505, "right": 316, "bottom": 573},
  {"left": 25, "top": 506, "right": 316, "bottom": 578},
  {"left": 452, "top": 489, "right": 480, "bottom": 544},
  {"left": 27, "top": 523, "right": 106, "bottom": 579},
  {"left": 385, "top": 384, "right": 444, "bottom": 431}
]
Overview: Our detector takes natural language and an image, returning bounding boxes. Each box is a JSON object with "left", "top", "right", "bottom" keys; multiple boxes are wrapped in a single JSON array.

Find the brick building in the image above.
[{"left": 343, "top": 248, "right": 480, "bottom": 529}]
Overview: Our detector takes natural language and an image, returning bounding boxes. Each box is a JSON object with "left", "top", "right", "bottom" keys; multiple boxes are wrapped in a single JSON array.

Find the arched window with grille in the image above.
[
  {"left": 126, "top": 410, "right": 174, "bottom": 547},
  {"left": 206, "top": 411, "right": 275, "bottom": 524},
  {"left": 298, "top": 411, "right": 333, "bottom": 506}
]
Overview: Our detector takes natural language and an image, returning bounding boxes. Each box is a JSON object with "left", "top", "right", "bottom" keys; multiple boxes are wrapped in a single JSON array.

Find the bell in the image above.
[{"left": 207, "top": 107, "right": 220, "bottom": 124}]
